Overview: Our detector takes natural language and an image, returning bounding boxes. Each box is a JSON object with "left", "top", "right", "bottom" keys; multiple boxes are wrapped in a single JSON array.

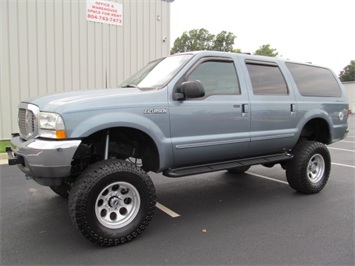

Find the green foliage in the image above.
[
  {"left": 232, "top": 48, "right": 242, "bottom": 53},
  {"left": 339, "top": 60, "right": 355, "bottom": 82},
  {"left": 213, "top": 31, "right": 236, "bottom": 51},
  {"left": 171, "top": 28, "right": 239, "bottom": 54},
  {"left": 171, "top": 28, "right": 214, "bottom": 54},
  {"left": 171, "top": 29, "right": 282, "bottom": 58},
  {"left": 0, "top": 140, "right": 11, "bottom": 153},
  {"left": 254, "top": 44, "right": 279, "bottom": 57}
]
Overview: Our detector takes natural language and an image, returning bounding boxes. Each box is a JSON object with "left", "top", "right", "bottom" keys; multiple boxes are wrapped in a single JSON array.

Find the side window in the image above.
[
  {"left": 286, "top": 62, "right": 342, "bottom": 97},
  {"left": 246, "top": 62, "right": 288, "bottom": 95},
  {"left": 187, "top": 60, "right": 240, "bottom": 97}
]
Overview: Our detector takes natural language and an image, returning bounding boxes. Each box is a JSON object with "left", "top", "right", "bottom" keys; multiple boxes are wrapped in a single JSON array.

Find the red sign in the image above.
[{"left": 87, "top": 0, "right": 123, "bottom": 26}]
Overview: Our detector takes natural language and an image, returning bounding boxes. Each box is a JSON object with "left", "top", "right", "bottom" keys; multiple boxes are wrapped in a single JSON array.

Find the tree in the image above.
[
  {"left": 254, "top": 44, "right": 279, "bottom": 57},
  {"left": 171, "top": 28, "right": 239, "bottom": 54},
  {"left": 339, "top": 60, "right": 355, "bottom": 82},
  {"left": 213, "top": 31, "right": 236, "bottom": 51},
  {"left": 232, "top": 48, "right": 242, "bottom": 53},
  {"left": 170, "top": 28, "right": 215, "bottom": 54}
]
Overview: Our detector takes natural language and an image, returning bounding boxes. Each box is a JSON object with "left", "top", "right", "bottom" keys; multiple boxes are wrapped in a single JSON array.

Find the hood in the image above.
[{"left": 25, "top": 88, "right": 164, "bottom": 113}]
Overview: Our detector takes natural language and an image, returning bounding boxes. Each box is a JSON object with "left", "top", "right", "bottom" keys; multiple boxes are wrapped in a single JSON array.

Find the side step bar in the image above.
[{"left": 163, "top": 153, "right": 293, "bottom": 178}]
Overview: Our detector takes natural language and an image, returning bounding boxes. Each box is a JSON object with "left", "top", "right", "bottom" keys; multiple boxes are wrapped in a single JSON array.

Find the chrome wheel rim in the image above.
[
  {"left": 307, "top": 154, "right": 325, "bottom": 184},
  {"left": 95, "top": 181, "right": 140, "bottom": 229}
]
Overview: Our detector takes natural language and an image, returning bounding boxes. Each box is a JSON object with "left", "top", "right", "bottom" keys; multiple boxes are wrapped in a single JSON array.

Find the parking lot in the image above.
[{"left": 1, "top": 115, "right": 354, "bottom": 265}]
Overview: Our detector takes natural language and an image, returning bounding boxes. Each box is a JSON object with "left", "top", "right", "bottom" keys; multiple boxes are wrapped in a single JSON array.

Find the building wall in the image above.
[
  {"left": 0, "top": 0, "right": 170, "bottom": 140},
  {"left": 343, "top": 81, "right": 355, "bottom": 113}
]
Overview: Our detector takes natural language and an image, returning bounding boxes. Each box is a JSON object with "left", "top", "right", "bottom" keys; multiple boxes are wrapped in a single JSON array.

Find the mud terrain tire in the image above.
[
  {"left": 286, "top": 141, "right": 331, "bottom": 194},
  {"left": 68, "top": 159, "right": 156, "bottom": 247}
]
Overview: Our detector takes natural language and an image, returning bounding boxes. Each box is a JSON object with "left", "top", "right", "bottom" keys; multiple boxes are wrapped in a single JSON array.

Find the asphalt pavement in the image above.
[{"left": 1, "top": 116, "right": 354, "bottom": 265}]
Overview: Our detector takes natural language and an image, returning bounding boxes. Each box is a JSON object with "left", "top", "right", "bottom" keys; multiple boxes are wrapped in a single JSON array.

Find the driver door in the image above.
[{"left": 169, "top": 57, "right": 250, "bottom": 167}]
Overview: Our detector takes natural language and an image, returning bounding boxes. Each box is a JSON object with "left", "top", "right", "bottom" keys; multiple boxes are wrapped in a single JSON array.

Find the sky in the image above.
[{"left": 170, "top": 0, "right": 355, "bottom": 76}]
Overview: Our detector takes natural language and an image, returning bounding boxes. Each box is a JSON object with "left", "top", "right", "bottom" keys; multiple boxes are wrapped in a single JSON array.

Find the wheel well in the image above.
[
  {"left": 71, "top": 127, "right": 160, "bottom": 175},
  {"left": 300, "top": 118, "right": 331, "bottom": 144}
]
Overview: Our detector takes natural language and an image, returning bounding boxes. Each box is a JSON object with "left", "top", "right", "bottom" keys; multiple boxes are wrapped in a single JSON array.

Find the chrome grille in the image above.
[
  {"left": 18, "top": 104, "right": 39, "bottom": 140},
  {"left": 18, "top": 108, "right": 27, "bottom": 134}
]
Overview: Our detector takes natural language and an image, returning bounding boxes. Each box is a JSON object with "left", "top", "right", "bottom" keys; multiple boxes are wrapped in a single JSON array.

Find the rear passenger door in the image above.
[
  {"left": 242, "top": 59, "right": 298, "bottom": 156},
  {"left": 169, "top": 57, "right": 250, "bottom": 167}
]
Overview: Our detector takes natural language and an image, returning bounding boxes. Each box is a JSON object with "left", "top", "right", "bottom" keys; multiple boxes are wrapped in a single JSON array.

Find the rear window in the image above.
[
  {"left": 286, "top": 63, "right": 342, "bottom": 97},
  {"left": 246, "top": 62, "right": 288, "bottom": 95}
]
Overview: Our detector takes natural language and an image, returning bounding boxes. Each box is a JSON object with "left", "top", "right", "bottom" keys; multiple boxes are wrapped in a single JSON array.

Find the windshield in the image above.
[{"left": 120, "top": 54, "right": 193, "bottom": 89}]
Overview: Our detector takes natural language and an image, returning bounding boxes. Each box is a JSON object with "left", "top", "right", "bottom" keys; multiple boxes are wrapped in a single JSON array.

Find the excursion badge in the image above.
[{"left": 144, "top": 108, "right": 167, "bottom": 114}]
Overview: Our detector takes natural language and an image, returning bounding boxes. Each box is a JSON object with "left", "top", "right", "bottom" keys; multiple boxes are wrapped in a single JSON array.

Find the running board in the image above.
[{"left": 163, "top": 153, "right": 293, "bottom": 178}]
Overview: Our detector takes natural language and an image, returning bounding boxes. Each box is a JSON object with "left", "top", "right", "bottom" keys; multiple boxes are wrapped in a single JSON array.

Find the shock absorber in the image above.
[{"left": 104, "top": 130, "right": 110, "bottom": 160}]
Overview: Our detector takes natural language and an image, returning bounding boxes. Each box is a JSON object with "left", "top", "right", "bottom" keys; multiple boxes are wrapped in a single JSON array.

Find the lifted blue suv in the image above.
[{"left": 7, "top": 51, "right": 349, "bottom": 246}]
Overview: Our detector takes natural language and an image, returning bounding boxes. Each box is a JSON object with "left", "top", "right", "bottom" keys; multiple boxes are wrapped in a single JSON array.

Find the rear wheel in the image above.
[
  {"left": 286, "top": 141, "right": 331, "bottom": 194},
  {"left": 68, "top": 159, "right": 156, "bottom": 246}
]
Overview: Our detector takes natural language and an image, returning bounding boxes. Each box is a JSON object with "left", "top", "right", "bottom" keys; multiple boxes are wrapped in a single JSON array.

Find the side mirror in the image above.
[{"left": 174, "top": 80, "right": 205, "bottom": 100}]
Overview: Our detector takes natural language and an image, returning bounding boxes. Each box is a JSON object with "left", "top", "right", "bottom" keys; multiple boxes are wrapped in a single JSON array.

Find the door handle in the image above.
[
  {"left": 242, "top": 104, "right": 249, "bottom": 117},
  {"left": 291, "top": 104, "right": 296, "bottom": 115}
]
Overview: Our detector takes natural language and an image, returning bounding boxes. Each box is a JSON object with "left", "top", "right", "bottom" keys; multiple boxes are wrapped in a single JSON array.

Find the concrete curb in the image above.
[{"left": 0, "top": 153, "right": 8, "bottom": 165}]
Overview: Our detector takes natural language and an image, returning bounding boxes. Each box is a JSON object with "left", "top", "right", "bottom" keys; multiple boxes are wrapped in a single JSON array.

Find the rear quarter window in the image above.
[{"left": 286, "top": 62, "right": 342, "bottom": 97}]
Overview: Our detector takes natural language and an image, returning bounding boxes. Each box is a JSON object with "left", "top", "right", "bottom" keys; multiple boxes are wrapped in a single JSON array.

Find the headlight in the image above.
[{"left": 38, "top": 112, "right": 67, "bottom": 139}]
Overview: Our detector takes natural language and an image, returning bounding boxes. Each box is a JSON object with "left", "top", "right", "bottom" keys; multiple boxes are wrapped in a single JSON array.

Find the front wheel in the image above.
[
  {"left": 68, "top": 159, "right": 156, "bottom": 247},
  {"left": 286, "top": 141, "right": 331, "bottom": 194}
]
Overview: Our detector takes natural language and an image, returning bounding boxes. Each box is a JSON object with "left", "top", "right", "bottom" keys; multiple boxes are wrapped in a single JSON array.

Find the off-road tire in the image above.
[
  {"left": 68, "top": 159, "right": 156, "bottom": 247},
  {"left": 227, "top": 165, "right": 251, "bottom": 174},
  {"left": 50, "top": 182, "right": 71, "bottom": 198},
  {"left": 286, "top": 141, "right": 331, "bottom": 194}
]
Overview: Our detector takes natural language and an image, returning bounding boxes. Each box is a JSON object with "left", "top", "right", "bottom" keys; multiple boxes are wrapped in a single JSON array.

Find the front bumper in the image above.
[{"left": 7, "top": 136, "right": 81, "bottom": 186}]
